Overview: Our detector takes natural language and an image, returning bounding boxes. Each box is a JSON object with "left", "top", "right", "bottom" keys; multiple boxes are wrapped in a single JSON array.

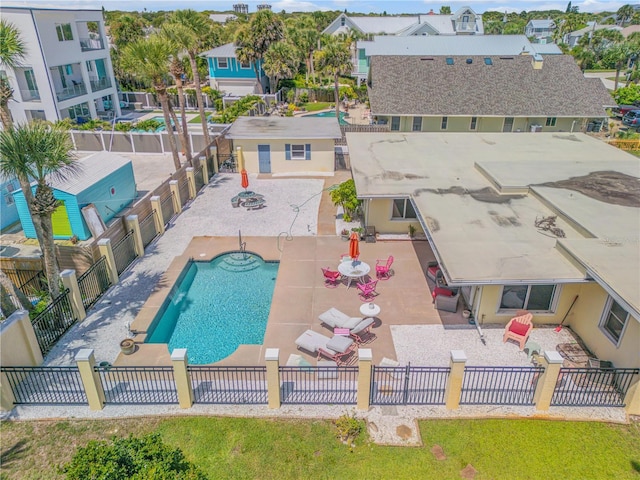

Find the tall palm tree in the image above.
[
  {"left": 263, "top": 42, "right": 298, "bottom": 93},
  {"left": 121, "top": 35, "right": 181, "bottom": 171},
  {"left": 315, "top": 37, "right": 353, "bottom": 119},
  {"left": 168, "top": 55, "right": 192, "bottom": 165},
  {"left": 0, "top": 123, "right": 78, "bottom": 299},
  {"left": 163, "top": 10, "right": 219, "bottom": 146},
  {"left": 617, "top": 4, "right": 635, "bottom": 27},
  {"left": 0, "top": 19, "right": 27, "bottom": 129},
  {"left": 605, "top": 43, "right": 632, "bottom": 90},
  {"left": 287, "top": 15, "right": 320, "bottom": 85}
]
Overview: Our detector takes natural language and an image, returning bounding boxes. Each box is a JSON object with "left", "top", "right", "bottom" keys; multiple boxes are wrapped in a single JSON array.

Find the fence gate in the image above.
[
  {"left": 188, "top": 366, "right": 267, "bottom": 404},
  {"left": 551, "top": 367, "right": 639, "bottom": 407},
  {"left": 370, "top": 365, "right": 450, "bottom": 405},
  {"left": 31, "top": 289, "right": 78, "bottom": 355},
  {"left": 97, "top": 366, "right": 178, "bottom": 404},
  {"left": 460, "top": 366, "right": 543, "bottom": 405},
  {"left": 279, "top": 366, "right": 358, "bottom": 404},
  {"left": 1, "top": 366, "right": 87, "bottom": 405}
]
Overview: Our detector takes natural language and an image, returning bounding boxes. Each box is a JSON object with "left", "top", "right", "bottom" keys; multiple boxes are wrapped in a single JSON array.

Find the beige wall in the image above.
[
  {"left": 379, "top": 116, "right": 585, "bottom": 133},
  {"left": 234, "top": 138, "right": 335, "bottom": 174},
  {"left": 0, "top": 311, "right": 43, "bottom": 366},
  {"left": 366, "top": 198, "right": 423, "bottom": 235}
]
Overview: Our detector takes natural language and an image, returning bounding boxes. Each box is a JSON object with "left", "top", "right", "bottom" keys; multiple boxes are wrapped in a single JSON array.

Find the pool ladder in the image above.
[{"left": 239, "top": 229, "right": 247, "bottom": 257}]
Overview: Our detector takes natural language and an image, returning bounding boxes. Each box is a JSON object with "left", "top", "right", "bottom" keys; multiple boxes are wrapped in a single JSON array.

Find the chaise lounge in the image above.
[
  {"left": 294, "top": 329, "right": 355, "bottom": 365},
  {"left": 318, "top": 307, "right": 363, "bottom": 330}
]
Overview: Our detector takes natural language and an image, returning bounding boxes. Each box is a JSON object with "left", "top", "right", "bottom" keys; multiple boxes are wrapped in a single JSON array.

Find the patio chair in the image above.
[
  {"left": 375, "top": 255, "right": 394, "bottom": 280},
  {"left": 433, "top": 287, "right": 460, "bottom": 313},
  {"left": 357, "top": 279, "right": 378, "bottom": 302},
  {"left": 503, "top": 312, "right": 534, "bottom": 350},
  {"left": 349, "top": 317, "right": 376, "bottom": 344},
  {"left": 318, "top": 341, "right": 356, "bottom": 366},
  {"left": 321, "top": 267, "right": 341, "bottom": 288},
  {"left": 426, "top": 261, "right": 442, "bottom": 283},
  {"left": 318, "top": 308, "right": 363, "bottom": 330}
]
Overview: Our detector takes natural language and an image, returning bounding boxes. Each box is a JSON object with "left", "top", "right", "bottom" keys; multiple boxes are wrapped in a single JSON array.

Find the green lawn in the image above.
[
  {"left": 188, "top": 114, "right": 203, "bottom": 123},
  {"left": 2, "top": 417, "right": 639, "bottom": 479},
  {"left": 301, "top": 102, "right": 333, "bottom": 112}
]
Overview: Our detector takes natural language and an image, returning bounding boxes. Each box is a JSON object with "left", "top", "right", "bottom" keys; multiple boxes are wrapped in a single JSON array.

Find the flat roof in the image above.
[
  {"left": 48, "top": 152, "right": 132, "bottom": 195},
  {"left": 346, "top": 132, "right": 640, "bottom": 300},
  {"left": 227, "top": 116, "right": 342, "bottom": 140}
]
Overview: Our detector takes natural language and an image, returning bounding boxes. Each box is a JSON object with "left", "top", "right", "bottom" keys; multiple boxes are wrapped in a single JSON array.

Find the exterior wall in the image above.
[
  {"left": 379, "top": 115, "right": 585, "bottom": 133},
  {"left": 13, "top": 186, "right": 84, "bottom": 239},
  {"left": 76, "top": 163, "right": 136, "bottom": 225},
  {"left": 365, "top": 198, "right": 423, "bottom": 235},
  {"left": 208, "top": 57, "right": 264, "bottom": 82},
  {"left": 235, "top": 138, "right": 335, "bottom": 174},
  {"left": 0, "top": 178, "right": 21, "bottom": 230}
]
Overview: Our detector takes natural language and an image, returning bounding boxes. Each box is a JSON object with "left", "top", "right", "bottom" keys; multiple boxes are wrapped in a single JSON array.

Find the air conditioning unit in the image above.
[{"left": 531, "top": 125, "right": 542, "bottom": 133}]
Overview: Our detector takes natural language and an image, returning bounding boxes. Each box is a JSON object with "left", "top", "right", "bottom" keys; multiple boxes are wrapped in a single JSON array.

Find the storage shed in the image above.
[{"left": 13, "top": 152, "right": 136, "bottom": 241}]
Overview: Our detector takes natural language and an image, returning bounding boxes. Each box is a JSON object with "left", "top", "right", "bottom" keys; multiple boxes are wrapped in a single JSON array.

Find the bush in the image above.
[
  {"left": 61, "top": 433, "right": 208, "bottom": 480},
  {"left": 614, "top": 84, "right": 640, "bottom": 105},
  {"left": 330, "top": 179, "right": 362, "bottom": 222},
  {"left": 134, "top": 119, "right": 163, "bottom": 132},
  {"left": 334, "top": 413, "right": 363, "bottom": 446},
  {"left": 114, "top": 122, "right": 134, "bottom": 132},
  {"left": 299, "top": 91, "right": 309, "bottom": 103}
]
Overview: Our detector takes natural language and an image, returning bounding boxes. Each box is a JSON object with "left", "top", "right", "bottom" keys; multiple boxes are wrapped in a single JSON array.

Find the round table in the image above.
[
  {"left": 360, "top": 302, "right": 381, "bottom": 318},
  {"left": 337, "top": 261, "right": 370, "bottom": 288}
]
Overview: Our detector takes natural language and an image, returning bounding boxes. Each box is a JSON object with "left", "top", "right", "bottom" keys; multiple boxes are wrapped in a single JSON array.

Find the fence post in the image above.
[
  {"left": 357, "top": 348, "right": 372, "bottom": 411},
  {"left": 169, "top": 180, "right": 182, "bottom": 214},
  {"left": 624, "top": 373, "right": 640, "bottom": 416},
  {"left": 150, "top": 196, "right": 165, "bottom": 235},
  {"left": 0, "top": 310, "right": 43, "bottom": 366},
  {"left": 0, "top": 370, "right": 16, "bottom": 411},
  {"left": 200, "top": 155, "right": 209, "bottom": 182},
  {"left": 533, "top": 351, "right": 564, "bottom": 411},
  {"left": 186, "top": 167, "right": 196, "bottom": 199},
  {"left": 265, "top": 348, "right": 281, "bottom": 409},
  {"left": 60, "top": 269, "right": 86, "bottom": 321},
  {"left": 445, "top": 350, "right": 467, "bottom": 410},
  {"left": 125, "top": 215, "right": 144, "bottom": 257},
  {"left": 97, "top": 238, "right": 119, "bottom": 285},
  {"left": 171, "top": 348, "right": 193, "bottom": 409},
  {"left": 75, "top": 349, "right": 105, "bottom": 411},
  {"left": 210, "top": 145, "right": 218, "bottom": 173}
]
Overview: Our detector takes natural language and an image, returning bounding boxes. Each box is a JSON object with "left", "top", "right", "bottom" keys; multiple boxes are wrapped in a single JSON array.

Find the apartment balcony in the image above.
[
  {"left": 90, "top": 77, "right": 112, "bottom": 93},
  {"left": 455, "top": 22, "right": 477, "bottom": 33},
  {"left": 20, "top": 89, "right": 41, "bottom": 102},
  {"left": 79, "top": 37, "right": 105, "bottom": 51},
  {"left": 56, "top": 83, "right": 87, "bottom": 102}
]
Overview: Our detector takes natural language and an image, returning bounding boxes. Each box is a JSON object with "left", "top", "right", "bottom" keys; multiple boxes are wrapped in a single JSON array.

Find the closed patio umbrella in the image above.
[
  {"left": 241, "top": 169, "right": 249, "bottom": 190},
  {"left": 349, "top": 232, "right": 359, "bottom": 262}
]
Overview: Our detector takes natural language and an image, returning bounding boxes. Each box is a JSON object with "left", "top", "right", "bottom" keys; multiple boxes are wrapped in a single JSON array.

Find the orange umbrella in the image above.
[
  {"left": 241, "top": 169, "right": 249, "bottom": 190},
  {"left": 349, "top": 232, "right": 360, "bottom": 261}
]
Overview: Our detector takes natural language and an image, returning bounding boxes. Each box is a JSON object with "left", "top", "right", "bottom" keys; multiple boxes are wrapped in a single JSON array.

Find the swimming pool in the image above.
[
  {"left": 145, "top": 253, "right": 279, "bottom": 364},
  {"left": 304, "top": 110, "right": 349, "bottom": 125}
]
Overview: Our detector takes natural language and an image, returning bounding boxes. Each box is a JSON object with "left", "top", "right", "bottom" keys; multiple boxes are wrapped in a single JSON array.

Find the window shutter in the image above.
[
  {"left": 305, "top": 144, "right": 311, "bottom": 160},
  {"left": 285, "top": 144, "right": 291, "bottom": 160}
]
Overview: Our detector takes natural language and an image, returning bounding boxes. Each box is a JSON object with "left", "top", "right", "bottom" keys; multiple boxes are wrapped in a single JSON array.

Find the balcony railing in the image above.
[
  {"left": 55, "top": 83, "right": 87, "bottom": 102},
  {"left": 20, "top": 89, "right": 41, "bottom": 101},
  {"left": 90, "top": 77, "right": 112, "bottom": 92},
  {"left": 79, "top": 37, "right": 105, "bottom": 51},
  {"left": 455, "top": 22, "right": 477, "bottom": 33}
]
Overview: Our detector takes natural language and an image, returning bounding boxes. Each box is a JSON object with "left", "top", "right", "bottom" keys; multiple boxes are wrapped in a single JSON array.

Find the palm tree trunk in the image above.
[
  {"left": 615, "top": 67, "right": 621, "bottom": 91},
  {"left": 309, "top": 53, "right": 316, "bottom": 84},
  {"left": 333, "top": 73, "right": 340, "bottom": 118},
  {"left": 188, "top": 53, "right": 211, "bottom": 145},
  {"left": 0, "top": 270, "right": 32, "bottom": 312},
  {"left": 0, "top": 104, "right": 13, "bottom": 130},
  {"left": 157, "top": 88, "right": 181, "bottom": 171},
  {"left": 39, "top": 211, "right": 61, "bottom": 298},
  {"left": 253, "top": 63, "right": 264, "bottom": 94},
  {"left": 175, "top": 77, "right": 192, "bottom": 165}
]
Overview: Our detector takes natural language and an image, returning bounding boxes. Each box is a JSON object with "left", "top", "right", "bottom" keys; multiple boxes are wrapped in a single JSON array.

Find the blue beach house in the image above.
[
  {"left": 201, "top": 42, "right": 268, "bottom": 96},
  {"left": 13, "top": 152, "right": 136, "bottom": 241},
  {"left": 0, "top": 177, "right": 22, "bottom": 231}
]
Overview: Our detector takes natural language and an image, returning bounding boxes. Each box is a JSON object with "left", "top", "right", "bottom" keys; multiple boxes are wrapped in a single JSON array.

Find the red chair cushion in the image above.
[
  {"left": 509, "top": 321, "right": 530, "bottom": 336},
  {"left": 432, "top": 287, "right": 454, "bottom": 299},
  {"left": 428, "top": 266, "right": 440, "bottom": 276}
]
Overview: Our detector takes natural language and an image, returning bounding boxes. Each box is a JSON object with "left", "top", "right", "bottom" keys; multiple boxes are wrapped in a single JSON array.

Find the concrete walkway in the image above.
[{"left": 584, "top": 71, "right": 618, "bottom": 91}]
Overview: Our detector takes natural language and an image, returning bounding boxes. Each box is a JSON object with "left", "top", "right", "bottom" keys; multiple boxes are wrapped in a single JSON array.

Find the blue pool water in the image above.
[
  {"left": 145, "top": 253, "right": 279, "bottom": 364},
  {"left": 304, "top": 110, "right": 349, "bottom": 125}
]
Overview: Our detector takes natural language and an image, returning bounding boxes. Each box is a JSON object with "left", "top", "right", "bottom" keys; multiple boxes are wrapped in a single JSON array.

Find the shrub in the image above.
[
  {"left": 114, "top": 122, "right": 134, "bottom": 132},
  {"left": 61, "top": 433, "right": 208, "bottom": 480},
  {"left": 299, "top": 91, "right": 309, "bottom": 103},
  {"left": 134, "top": 119, "right": 163, "bottom": 132},
  {"left": 334, "top": 413, "right": 363, "bottom": 446},
  {"left": 331, "top": 179, "right": 362, "bottom": 222}
]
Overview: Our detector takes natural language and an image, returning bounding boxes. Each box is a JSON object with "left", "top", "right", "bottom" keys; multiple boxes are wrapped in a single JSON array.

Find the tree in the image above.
[
  {"left": 314, "top": 36, "right": 353, "bottom": 119},
  {"left": 286, "top": 15, "right": 321, "bottom": 85},
  {"left": 614, "top": 83, "right": 640, "bottom": 104},
  {"left": 440, "top": 6, "right": 451, "bottom": 15},
  {"left": 121, "top": 35, "right": 181, "bottom": 171},
  {"left": 566, "top": 1, "right": 572, "bottom": 13},
  {"left": 108, "top": 14, "right": 146, "bottom": 47},
  {"left": 163, "top": 10, "right": 220, "bottom": 146},
  {"left": 0, "top": 123, "right": 79, "bottom": 299},
  {"left": 263, "top": 41, "right": 298, "bottom": 92},
  {"left": 604, "top": 43, "right": 632, "bottom": 90},
  {"left": 0, "top": 19, "right": 26, "bottom": 129},
  {"left": 617, "top": 4, "right": 635, "bottom": 26}
]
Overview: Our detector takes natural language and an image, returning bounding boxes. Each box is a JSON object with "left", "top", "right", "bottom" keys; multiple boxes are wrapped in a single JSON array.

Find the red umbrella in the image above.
[
  {"left": 241, "top": 169, "right": 249, "bottom": 190},
  {"left": 349, "top": 232, "right": 360, "bottom": 261}
]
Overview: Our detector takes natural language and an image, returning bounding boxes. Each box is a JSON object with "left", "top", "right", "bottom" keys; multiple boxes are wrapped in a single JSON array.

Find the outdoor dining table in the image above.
[{"left": 337, "top": 261, "right": 370, "bottom": 288}]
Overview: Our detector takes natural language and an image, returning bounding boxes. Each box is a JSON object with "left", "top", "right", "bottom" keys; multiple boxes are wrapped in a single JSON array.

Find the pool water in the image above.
[
  {"left": 304, "top": 110, "right": 349, "bottom": 125},
  {"left": 145, "top": 253, "right": 279, "bottom": 364}
]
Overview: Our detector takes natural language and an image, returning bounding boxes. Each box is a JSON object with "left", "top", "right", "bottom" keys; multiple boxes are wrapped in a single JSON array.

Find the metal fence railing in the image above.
[
  {"left": 279, "top": 366, "right": 358, "bottom": 404},
  {"left": 189, "top": 366, "right": 268, "bottom": 404},
  {"left": 77, "top": 256, "right": 111, "bottom": 310},
  {"left": 31, "top": 289, "right": 77, "bottom": 355},
  {"left": 1, "top": 366, "right": 87, "bottom": 405},
  {"left": 551, "top": 367, "right": 639, "bottom": 407},
  {"left": 112, "top": 230, "right": 138, "bottom": 275},
  {"left": 370, "top": 365, "right": 450, "bottom": 405},
  {"left": 3, "top": 268, "right": 46, "bottom": 300},
  {"left": 139, "top": 211, "right": 159, "bottom": 248},
  {"left": 194, "top": 166, "right": 205, "bottom": 191},
  {"left": 178, "top": 178, "right": 190, "bottom": 206},
  {"left": 460, "top": 366, "right": 543, "bottom": 405},
  {"left": 97, "top": 366, "right": 178, "bottom": 404},
  {"left": 160, "top": 194, "right": 175, "bottom": 225}
]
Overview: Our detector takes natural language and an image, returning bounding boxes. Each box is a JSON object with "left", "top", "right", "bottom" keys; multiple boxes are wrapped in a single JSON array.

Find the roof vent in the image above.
[
  {"left": 420, "top": 57, "right": 434, "bottom": 61},
  {"left": 466, "top": 58, "right": 473, "bottom": 64}
]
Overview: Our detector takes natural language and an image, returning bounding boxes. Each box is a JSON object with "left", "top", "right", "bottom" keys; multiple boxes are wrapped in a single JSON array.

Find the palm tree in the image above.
[
  {"left": 605, "top": 43, "right": 632, "bottom": 90},
  {"left": 263, "top": 42, "right": 298, "bottom": 93},
  {"left": 121, "top": 35, "right": 181, "bottom": 171},
  {"left": 0, "top": 19, "right": 26, "bottom": 129},
  {"left": 0, "top": 123, "right": 78, "bottom": 299},
  {"left": 163, "top": 10, "right": 219, "bottom": 147},
  {"left": 617, "top": 4, "right": 635, "bottom": 27},
  {"left": 168, "top": 54, "right": 192, "bottom": 166},
  {"left": 286, "top": 15, "right": 320, "bottom": 85},
  {"left": 315, "top": 37, "right": 353, "bottom": 119}
]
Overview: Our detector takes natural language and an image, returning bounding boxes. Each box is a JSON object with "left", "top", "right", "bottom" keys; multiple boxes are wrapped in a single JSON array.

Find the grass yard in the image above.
[
  {"left": 1, "top": 417, "right": 639, "bottom": 479},
  {"left": 188, "top": 114, "right": 203, "bottom": 123},
  {"left": 301, "top": 102, "right": 333, "bottom": 112}
]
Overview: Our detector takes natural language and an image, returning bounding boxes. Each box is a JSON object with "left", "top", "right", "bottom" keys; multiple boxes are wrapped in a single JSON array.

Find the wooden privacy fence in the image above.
[{"left": 607, "top": 139, "right": 640, "bottom": 151}]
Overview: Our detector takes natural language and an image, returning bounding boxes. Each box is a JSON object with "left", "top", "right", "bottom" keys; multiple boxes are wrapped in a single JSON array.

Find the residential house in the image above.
[
  {"left": 322, "top": 7, "right": 483, "bottom": 38},
  {"left": 564, "top": 23, "right": 623, "bottom": 47},
  {"left": 352, "top": 34, "right": 561, "bottom": 85},
  {"left": 201, "top": 43, "right": 268, "bottom": 96},
  {"left": 367, "top": 54, "right": 614, "bottom": 133},
  {"left": 208, "top": 13, "right": 237, "bottom": 23},
  {"left": 0, "top": 7, "right": 120, "bottom": 124},
  {"left": 0, "top": 177, "right": 21, "bottom": 231},
  {"left": 525, "top": 19, "right": 555, "bottom": 43},
  {"left": 346, "top": 131, "right": 640, "bottom": 369},
  {"left": 226, "top": 117, "right": 342, "bottom": 174}
]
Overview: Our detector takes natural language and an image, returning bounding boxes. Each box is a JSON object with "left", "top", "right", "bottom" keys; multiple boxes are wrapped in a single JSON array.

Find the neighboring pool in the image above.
[
  {"left": 145, "top": 253, "right": 279, "bottom": 364},
  {"left": 303, "top": 110, "right": 349, "bottom": 125}
]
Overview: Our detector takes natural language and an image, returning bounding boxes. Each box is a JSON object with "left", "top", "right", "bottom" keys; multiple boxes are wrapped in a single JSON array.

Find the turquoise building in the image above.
[
  {"left": 0, "top": 177, "right": 21, "bottom": 231},
  {"left": 13, "top": 152, "right": 136, "bottom": 241},
  {"left": 201, "top": 43, "right": 268, "bottom": 96}
]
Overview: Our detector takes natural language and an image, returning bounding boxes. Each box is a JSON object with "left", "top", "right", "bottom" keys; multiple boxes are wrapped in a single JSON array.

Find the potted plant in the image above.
[
  {"left": 120, "top": 338, "right": 136, "bottom": 355},
  {"left": 408, "top": 224, "right": 416, "bottom": 238},
  {"left": 351, "top": 227, "right": 364, "bottom": 239},
  {"left": 340, "top": 228, "right": 350, "bottom": 241}
]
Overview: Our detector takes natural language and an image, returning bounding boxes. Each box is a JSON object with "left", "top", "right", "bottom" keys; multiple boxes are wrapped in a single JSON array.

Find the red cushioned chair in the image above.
[
  {"left": 357, "top": 279, "right": 378, "bottom": 302},
  {"left": 503, "top": 312, "right": 534, "bottom": 350},
  {"left": 426, "top": 261, "right": 441, "bottom": 283},
  {"left": 375, "top": 255, "right": 394, "bottom": 280},
  {"left": 321, "top": 267, "right": 341, "bottom": 288}
]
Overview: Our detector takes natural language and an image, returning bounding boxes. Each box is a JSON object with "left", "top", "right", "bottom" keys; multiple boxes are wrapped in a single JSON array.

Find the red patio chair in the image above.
[
  {"left": 375, "top": 255, "right": 394, "bottom": 280},
  {"left": 357, "top": 279, "right": 378, "bottom": 302},
  {"left": 321, "top": 267, "right": 341, "bottom": 288},
  {"left": 503, "top": 312, "right": 534, "bottom": 350}
]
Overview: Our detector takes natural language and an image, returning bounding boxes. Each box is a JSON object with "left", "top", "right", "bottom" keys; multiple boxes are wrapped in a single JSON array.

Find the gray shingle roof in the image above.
[
  {"left": 226, "top": 116, "right": 342, "bottom": 139},
  {"left": 368, "top": 55, "right": 614, "bottom": 117},
  {"left": 200, "top": 43, "right": 237, "bottom": 59}
]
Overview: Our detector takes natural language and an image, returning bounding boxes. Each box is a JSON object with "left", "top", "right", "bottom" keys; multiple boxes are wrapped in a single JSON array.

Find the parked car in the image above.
[
  {"left": 613, "top": 105, "right": 640, "bottom": 118},
  {"left": 622, "top": 110, "right": 640, "bottom": 129}
]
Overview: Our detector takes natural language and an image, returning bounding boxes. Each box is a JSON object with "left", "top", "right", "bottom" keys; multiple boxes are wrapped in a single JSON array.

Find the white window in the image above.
[
  {"left": 599, "top": 297, "right": 629, "bottom": 345},
  {"left": 391, "top": 198, "right": 417, "bottom": 219},
  {"left": 545, "top": 117, "right": 557, "bottom": 127},
  {"left": 56, "top": 23, "right": 73, "bottom": 41},
  {"left": 391, "top": 116, "right": 400, "bottom": 131},
  {"left": 4, "top": 193, "right": 14, "bottom": 206},
  {"left": 217, "top": 58, "right": 228, "bottom": 68},
  {"left": 412, "top": 116, "right": 422, "bottom": 131},
  {"left": 441, "top": 116, "right": 448, "bottom": 130},
  {"left": 470, "top": 117, "right": 477, "bottom": 130},
  {"left": 291, "top": 144, "right": 305, "bottom": 159},
  {"left": 240, "top": 61, "right": 251, "bottom": 69},
  {"left": 499, "top": 284, "right": 558, "bottom": 312},
  {"left": 503, "top": 117, "right": 514, "bottom": 132}
]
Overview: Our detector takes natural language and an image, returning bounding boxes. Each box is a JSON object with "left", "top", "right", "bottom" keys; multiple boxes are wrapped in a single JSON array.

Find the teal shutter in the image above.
[
  {"left": 305, "top": 144, "right": 311, "bottom": 160},
  {"left": 285, "top": 144, "right": 291, "bottom": 160}
]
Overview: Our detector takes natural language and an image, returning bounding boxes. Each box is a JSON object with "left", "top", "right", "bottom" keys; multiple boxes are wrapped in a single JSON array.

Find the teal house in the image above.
[
  {"left": 13, "top": 152, "right": 136, "bottom": 241},
  {"left": 0, "top": 177, "right": 21, "bottom": 231},
  {"left": 201, "top": 42, "right": 268, "bottom": 96}
]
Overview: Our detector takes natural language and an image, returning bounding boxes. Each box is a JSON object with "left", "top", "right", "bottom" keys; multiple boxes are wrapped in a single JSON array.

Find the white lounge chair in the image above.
[
  {"left": 318, "top": 308, "right": 362, "bottom": 330},
  {"left": 295, "top": 329, "right": 355, "bottom": 365}
]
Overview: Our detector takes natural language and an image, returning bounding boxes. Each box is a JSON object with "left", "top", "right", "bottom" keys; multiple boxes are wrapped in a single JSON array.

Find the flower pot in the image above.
[
  {"left": 462, "top": 310, "right": 471, "bottom": 319},
  {"left": 120, "top": 339, "right": 136, "bottom": 355}
]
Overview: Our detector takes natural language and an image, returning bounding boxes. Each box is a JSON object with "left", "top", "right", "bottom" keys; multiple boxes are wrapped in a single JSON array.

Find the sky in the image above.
[{"left": 1, "top": 0, "right": 630, "bottom": 14}]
